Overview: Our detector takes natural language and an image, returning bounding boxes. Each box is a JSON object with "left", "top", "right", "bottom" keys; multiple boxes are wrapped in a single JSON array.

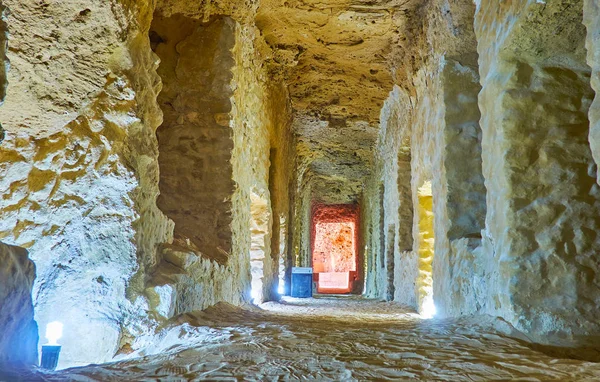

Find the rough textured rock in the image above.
[
  {"left": 361, "top": 0, "right": 600, "bottom": 344},
  {"left": 2, "top": 0, "right": 600, "bottom": 370},
  {"left": 0, "top": 0, "right": 174, "bottom": 367},
  {"left": 0, "top": 242, "right": 37, "bottom": 366},
  {"left": 0, "top": 0, "right": 292, "bottom": 368},
  {"left": 294, "top": 115, "right": 378, "bottom": 204},
  {"left": 416, "top": 183, "right": 434, "bottom": 314},
  {"left": 145, "top": 1, "right": 295, "bottom": 316},
  {"left": 362, "top": 86, "right": 414, "bottom": 303},
  {"left": 310, "top": 204, "right": 361, "bottom": 293},
  {"left": 475, "top": 0, "right": 600, "bottom": 342},
  {"left": 152, "top": 15, "right": 236, "bottom": 264},
  {"left": 313, "top": 223, "right": 355, "bottom": 273},
  {"left": 263, "top": 0, "right": 424, "bottom": 232},
  {"left": 0, "top": 2, "right": 7, "bottom": 107},
  {"left": 257, "top": 0, "right": 397, "bottom": 124},
  {"left": 363, "top": 0, "right": 485, "bottom": 314}
]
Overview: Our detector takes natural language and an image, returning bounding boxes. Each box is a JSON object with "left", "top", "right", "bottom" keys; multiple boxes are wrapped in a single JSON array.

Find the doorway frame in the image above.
[{"left": 310, "top": 203, "right": 362, "bottom": 294}]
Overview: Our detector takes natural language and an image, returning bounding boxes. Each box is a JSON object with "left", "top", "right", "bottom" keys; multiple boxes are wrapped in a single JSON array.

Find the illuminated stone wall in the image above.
[
  {"left": 363, "top": 0, "right": 600, "bottom": 345},
  {"left": 313, "top": 222, "right": 355, "bottom": 273},
  {"left": 416, "top": 185, "right": 434, "bottom": 316},
  {"left": 152, "top": 15, "right": 236, "bottom": 265},
  {"left": 0, "top": 0, "right": 172, "bottom": 367},
  {"left": 585, "top": 0, "right": 600, "bottom": 181},
  {"left": 475, "top": 0, "right": 600, "bottom": 342},
  {"left": 0, "top": 0, "right": 293, "bottom": 368},
  {"left": 0, "top": 242, "right": 37, "bottom": 365}
]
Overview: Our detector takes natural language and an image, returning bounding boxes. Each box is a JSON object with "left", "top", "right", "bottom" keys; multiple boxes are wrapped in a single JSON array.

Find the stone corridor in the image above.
[
  {"left": 2, "top": 0, "right": 600, "bottom": 380},
  {"left": 4, "top": 297, "right": 600, "bottom": 381}
]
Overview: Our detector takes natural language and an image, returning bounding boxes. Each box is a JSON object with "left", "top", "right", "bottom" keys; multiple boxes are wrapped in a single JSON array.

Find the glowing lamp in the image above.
[
  {"left": 40, "top": 321, "right": 63, "bottom": 370},
  {"left": 45, "top": 321, "right": 63, "bottom": 345}
]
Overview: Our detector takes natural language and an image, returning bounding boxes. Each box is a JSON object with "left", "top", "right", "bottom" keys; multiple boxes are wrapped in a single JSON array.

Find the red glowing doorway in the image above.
[{"left": 311, "top": 204, "right": 360, "bottom": 294}]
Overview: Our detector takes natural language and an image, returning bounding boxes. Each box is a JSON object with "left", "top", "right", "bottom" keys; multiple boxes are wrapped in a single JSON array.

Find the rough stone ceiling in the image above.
[
  {"left": 257, "top": 0, "right": 404, "bottom": 123},
  {"left": 257, "top": 0, "right": 419, "bottom": 202},
  {"left": 294, "top": 115, "right": 378, "bottom": 202}
]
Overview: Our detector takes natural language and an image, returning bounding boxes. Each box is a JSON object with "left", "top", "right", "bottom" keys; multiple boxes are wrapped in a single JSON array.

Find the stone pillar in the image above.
[
  {"left": 434, "top": 60, "right": 487, "bottom": 318},
  {"left": 476, "top": 0, "right": 600, "bottom": 341}
]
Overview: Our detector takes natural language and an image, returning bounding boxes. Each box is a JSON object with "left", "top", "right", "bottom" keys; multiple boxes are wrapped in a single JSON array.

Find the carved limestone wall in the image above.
[{"left": 476, "top": 0, "right": 600, "bottom": 342}]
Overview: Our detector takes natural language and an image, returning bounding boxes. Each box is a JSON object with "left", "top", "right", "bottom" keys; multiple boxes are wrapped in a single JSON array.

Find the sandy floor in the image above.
[{"left": 4, "top": 296, "right": 600, "bottom": 381}]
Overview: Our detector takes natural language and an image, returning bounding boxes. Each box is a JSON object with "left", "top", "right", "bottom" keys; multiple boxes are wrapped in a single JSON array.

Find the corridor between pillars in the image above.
[{"left": 3, "top": 0, "right": 600, "bottom": 378}]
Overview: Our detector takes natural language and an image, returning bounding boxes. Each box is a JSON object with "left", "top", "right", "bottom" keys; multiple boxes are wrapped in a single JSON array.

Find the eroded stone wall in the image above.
[
  {"left": 367, "top": 0, "right": 600, "bottom": 341},
  {"left": 363, "top": 0, "right": 488, "bottom": 316},
  {"left": 144, "top": 6, "right": 293, "bottom": 313},
  {"left": 363, "top": 86, "right": 416, "bottom": 303},
  {"left": 0, "top": 2, "right": 7, "bottom": 110},
  {"left": 0, "top": 242, "right": 37, "bottom": 366},
  {"left": 266, "top": 82, "right": 295, "bottom": 299},
  {"left": 476, "top": 0, "right": 600, "bottom": 342},
  {"left": 363, "top": 0, "right": 600, "bottom": 344},
  {"left": 0, "top": 0, "right": 174, "bottom": 367},
  {"left": 0, "top": 0, "right": 293, "bottom": 368}
]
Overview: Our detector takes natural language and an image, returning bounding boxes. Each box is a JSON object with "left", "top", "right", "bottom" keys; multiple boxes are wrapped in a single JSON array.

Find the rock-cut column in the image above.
[{"left": 476, "top": 0, "right": 600, "bottom": 342}]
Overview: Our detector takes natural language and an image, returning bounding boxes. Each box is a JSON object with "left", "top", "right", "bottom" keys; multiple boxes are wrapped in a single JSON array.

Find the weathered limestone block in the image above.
[
  {"left": 266, "top": 82, "right": 295, "bottom": 299},
  {"left": 410, "top": 63, "right": 445, "bottom": 315},
  {"left": 366, "top": 0, "right": 487, "bottom": 316},
  {"left": 416, "top": 185, "right": 434, "bottom": 314},
  {"left": 148, "top": 7, "right": 288, "bottom": 310},
  {"left": 310, "top": 204, "right": 361, "bottom": 293},
  {"left": 0, "top": 0, "right": 172, "bottom": 367},
  {"left": 375, "top": 85, "right": 418, "bottom": 306},
  {"left": 476, "top": 0, "right": 600, "bottom": 341},
  {"left": 435, "top": 60, "right": 488, "bottom": 318},
  {"left": 1, "top": 1, "right": 135, "bottom": 135},
  {"left": 293, "top": 115, "right": 378, "bottom": 205},
  {"left": 0, "top": 242, "right": 37, "bottom": 366},
  {"left": 447, "top": 237, "right": 495, "bottom": 315},
  {"left": 230, "top": 22, "right": 281, "bottom": 304},
  {"left": 147, "top": 243, "right": 244, "bottom": 318},
  {"left": 249, "top": 190, "right": 272, "bottom": 302},
  {"left": 0, "top": 3, "right": 7, "bottom": 105}
]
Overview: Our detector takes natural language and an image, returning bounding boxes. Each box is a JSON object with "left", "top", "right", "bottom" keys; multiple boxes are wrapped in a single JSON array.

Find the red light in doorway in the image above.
[{"left": 311, "top": 204, "right": 360, "bottom": 294}]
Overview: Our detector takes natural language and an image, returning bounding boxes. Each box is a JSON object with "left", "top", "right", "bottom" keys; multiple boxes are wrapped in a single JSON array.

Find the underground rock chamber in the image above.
[{"left": 0, "top": 0, "right": 600, "bottom": 380}]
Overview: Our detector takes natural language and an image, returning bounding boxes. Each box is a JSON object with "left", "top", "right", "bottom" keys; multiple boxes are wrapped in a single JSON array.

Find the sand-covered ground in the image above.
[{"left": 3, "top": 296, "right": 600, "bottom": 381}]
